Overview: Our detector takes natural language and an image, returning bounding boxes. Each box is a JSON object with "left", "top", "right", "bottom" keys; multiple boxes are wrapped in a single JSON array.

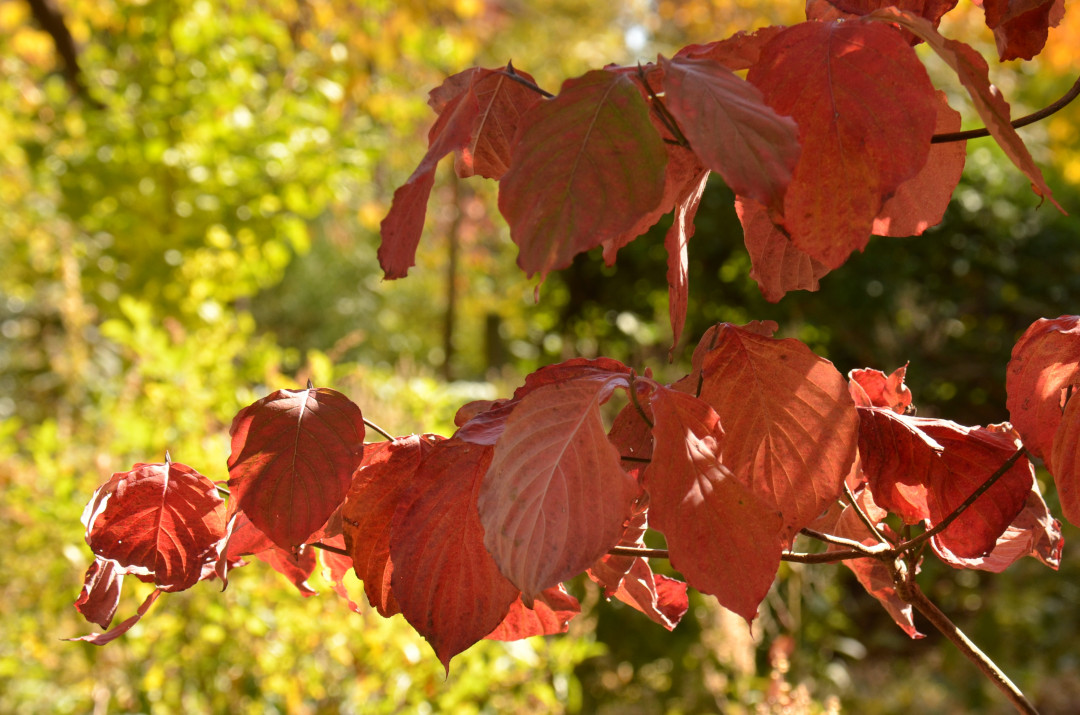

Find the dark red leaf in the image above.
[
  {"left": 695, "top": 324, "right": 859, "bottom": 542},
  {"left": 737, "top": 196, "right": 830, "bottom": 303},
  {"left": 981, "top": 0, "right": 1060, "bottom": 60},
  {"left": 806, "top": 0, "right": 959, "bottom": 42},
  {"left": 74, "top": 558, "right": 124, "bottom": 629},
  {"left": 389, "top": 439, "right": 519, "bottom": 671},
  {"left": 643, "top": 387, "right": 784, "bottom": 622},
  {"left": 675, "top": 26, "right": 787, "bottom": 70},
  {"left": 342, "top": 436, "right": 441, "bottom": 617},
  {"left": 747, "top": 20, "right": 937, "bottom": 269},
  {"left": 498, "top": 69, "right": 668, "bottom": 281},
  {"left": 871, "top": 8, "right": 1062, "bottom": 211},
  {"left": 872, "top": 91, "right": 966, "bottom": 237},
  {"left": 486, "top": 586, "right": 581, "bottom": 641},
  {"left": 660, "top": 55, "right": 800, "bottom": 211},
  {"left": 227, "top": 387, "right": 365, "bottom": 550},
  {"left": 82, "top": 461, "right": 226, "bottom": 592},
  {"left": 479, "top": 373, "right": 640, "bottom": 602},
  {"left": 1006, "top": 315, "right": 1080, "bottom": 467},
  {"left": 849, "top": 365, "right": 914, "bottom": 413},
  {"left": 66, "top": 587, "right": 164, "bottom": 646}
]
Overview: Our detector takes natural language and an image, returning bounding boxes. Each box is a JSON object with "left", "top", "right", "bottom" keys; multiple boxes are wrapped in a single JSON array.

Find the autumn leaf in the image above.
[
  {"left": 660, "top": 54, "right": 800, "bottom": 211},
  {"left": 389, "top": 439, "right": 519, "bottom": 671},
  {"left": 73, "top": 557, "right": 124, "bottom": 629},
  {"left": 870, "top": 8, "right": 1062, "bottom": 210},
  {"left": 485, "top": 586, "right": 581, "bottom": 641},
  {"left": 694, "top": 323, "right": 859, "bottom": 542},
  {"left": 747, "top": 20, "right": 937, "bottom": 269},
  {"left": 857, "top": 408, "right": 942, "bottom": 524},
  {"left": 498, "top": 69, "right": 668, "bottom": 281},
  {"left": 674, "top": 26, "right": 787, "bottom": 71},
  {"left": 1051, "top": 394, "right": 1080, "bottom": 526},
  {"left": 848, "top": 365, "right": 914, "bottom": 413},
  {"left": 456, "top": 66, "right": 544, "bottom": 179},
  {"left": 227, "top": 387, "right": 365, "bottom": 550},
  {"left": 643, "top": 386, "right": 784, "bottom": 622},
  {"left": 981, "top": 0, "right": 1061, "bottom": 60},
  {"left": 737, "top": 196, "right": 830, "bottom": 303},
  {"left": 664, "top": 168, "right": 711, "bottom": 351},
  {"left": 82, "top": 461, "right": 226, "bottom": 592},
  {"left": 479, "top": 373, "right": 640, "bottom": 603},
  {"left": 66, "top": 588, "right": 164, "bottom": 646}
]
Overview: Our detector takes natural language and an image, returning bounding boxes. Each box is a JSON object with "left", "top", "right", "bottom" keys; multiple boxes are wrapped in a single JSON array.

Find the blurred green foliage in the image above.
[{"left": 3, "top": 0, "right": 1080, "bottom": 713}]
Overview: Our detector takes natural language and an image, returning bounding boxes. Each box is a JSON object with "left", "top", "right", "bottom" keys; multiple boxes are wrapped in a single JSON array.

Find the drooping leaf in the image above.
[
  {"left": 660, "top": 55, "right": 800, "bottom": 211},
  {"left": 227, "top": 387, "right": 365, "bottom": 550},
  {"left": 665, "top": 168, "right": 711, "bottom": 351},
  {"left": 498, "top": 69, "right": 668, "bottom": 281},
  {"left": 378, "top": 71, "right": 482, "bottom": 278},
  {"left": 479, "top": 373, "right": 640, "bottom": 602},
  {"left": 82, "top": 461, "right": 226, "bottom": 592},
  {"left": 389, "top": 439, "right": 519, "bottom": 671},
  {"left": 872, "top": 91, "right": 966, "bottom": 237},
  {"left": 933, "top": 476, "right": 1064, "bottom": 571},
  {"left": 485, "top": 586, "right": 581, "bottom": 641},
  {"left": 747, "top": 20, "right": 937, "bottom": 269},
  {"left": 737, "top": 196, "right": 830, "bottom": 302},
  {"left": 342, "top": 436, "right": 441, "bottom": 617},
  {"left": 1051, "top": 394, "right": 1080, "bottom": 526},
  {"left": 811, "top": 488, "right": 924, "bottom": 638},
  {"left": 1006, "top": 315, "right": 1080, "bottom": 467},
  {"left": 317, "top": 534, "right": 363, "bottom": 613},
  {"left": 694, "top": 323, "right": 859, "bottom": 542},
  {"left": 254, "top": 544, "right": 318, "bottom": 597},
  {"left": 981, "top": 0, "right": 1061, "bottom": 60},
  {"left": 74, "top": 558, "right": 124, "bottom": 629},
  {"left": 870, "top": 8, "right": 1062, "bottom": 210},
  {"left": 643, "top": 386, "right": 784, "bottom": 622},
  {"left": 848, "top": 365, "right": 914, "bottom": 413},
  {"left": 66, "top": 588, "right": 164, "bottom": 646},
  {"left": 456, "top": 65, "right": 544, "bottom": 179}
]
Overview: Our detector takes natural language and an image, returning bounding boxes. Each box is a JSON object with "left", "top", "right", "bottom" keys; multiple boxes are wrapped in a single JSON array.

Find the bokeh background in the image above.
[{"left": 3, "top": 0, "right": 1080, "bottom": 712}]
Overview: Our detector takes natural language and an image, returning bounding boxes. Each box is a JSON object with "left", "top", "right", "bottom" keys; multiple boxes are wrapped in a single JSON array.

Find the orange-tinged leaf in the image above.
[
  {"left": 870, "top": 8, "right": 1062, "bottom": 210},
  {"left": 457, "top": 67, "right": 543, "bottom": 179},
  {"left": 737, "top": 196, "right": 830, "bottom": 302},
  {"left": 254, "top": 544, "right": 318, "bottom": 597},
  {"left": 849, "top": 365, "right": 914, "bottom": 413},
  {"left": 872, "top": 91, "right": 966, "bottom": 237},
  {"left": 665, "top": 168, "right": 710, "bottom": 352},
  {"left": 341, "top": 436, "right": 441, "bottom": 617},
  {"left": 1006, "top": 315, "right": 1080, "bottom": 467},
  {"left": 498, "top": 69, "right": 668, "bottom": 281},
  {"left": 857, "top": 408, "right": 942, "bottom": 523},
  {"left": 747, "top": 20, "right": 937, "bottom": 269},
  {"left": 660, "top": 55, "right": 800, "bottom": 211},
  {"left": 480, "top": 374, "right": 640, "bottom": 602},
  {"left": 227, "top": 387, "right": 365, "bottom": 551},
  {"left": 695, "top": 324, "right": 859, "bottom": 542},
  {"left": 643, "top": 387, "right": 783, "bottom": 622},
  {"left": 1051, "top": 395, "right": 1080, "bottom": 526},
  {"left": 82, "top": 461, "right": 226, "bottom": 592},
  {"left": 389, "top": 439, "right": 519, "bottom": 671},
  {"left": 485, "top": 586, "right": 581, "bottom": 641}
]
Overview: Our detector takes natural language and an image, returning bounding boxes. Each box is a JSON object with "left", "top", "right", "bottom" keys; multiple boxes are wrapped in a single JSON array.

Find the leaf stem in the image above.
[
  {"left": 932, "top": 73, "right": 1080, "bottom": 144},
  {"left": 628, "top": 371, "right": 654, "bottom": 429},
  {"left": 310, "top": 541, "right": 350, "bottom": 557},
  {"left": 904, "top": 583, "right": 1039, "bottom": 714},
  {"left": 499, "top": 61, "right": 554, "bottom": 98},
  {"left": 363, "top": 418, "right": 395, "bottom": 441},
  {"left": 635, "top": 63, "right": 690, "bottom": 148}
]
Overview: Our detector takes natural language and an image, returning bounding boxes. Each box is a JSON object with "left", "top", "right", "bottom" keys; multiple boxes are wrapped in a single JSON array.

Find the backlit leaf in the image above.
[
  {"left": 227, "top": 387, "right": 365, "bottom": 550},
  {"left": 857, "top": 408, "right": 942, "bottom": 524},
  {"left": 665, "top": 168, "right": 711, "bottom": 351},
  {"left": 73, "top": 557, "right": 124, "bottom": 629},
  {"left": 498, "top": 69, "right": 668, "bottom": 281},
  {"left": 737, "top": 196, "right": 830, "bottom": 303},
  {"left": 1051, "top": 395, "right": 1080, "bottom": 526},
  {"left": 486, "top": 586, "right": 581, "bottom": 641},
  {"left": 848, "top": 365, "right": 914, "bottom": 413},
  {"left": 457, "top": 66, "right": 543, "bottom": 179},
  {"left": 981, "top": 0, "right": 1061, "bottom": 60}
]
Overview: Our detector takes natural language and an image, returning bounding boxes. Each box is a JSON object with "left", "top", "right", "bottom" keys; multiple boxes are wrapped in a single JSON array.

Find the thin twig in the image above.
[
  {"left": 310, "top": 540, "right": 350, "bottom": 557},
  {"left": 905, "top": 584, "right": 1038, "bottom": 714},
  {"left": 499, "top": 61, "right": 554, "bottom": 98},
  {"left": 608, "top": 545, "right": 669, "bottom": 558},
  {"left": 800, "top": 527, "right": 891, "bottom": 556},
  {"left": 901, "top": 447, "right": 1026, "bottom": 555},
  {"left": 620, "top": 455, "right": 651, "bottom": 463},
  {"left": 843, "top": 483, "right": 891, "bottom": 545},
  {"left": 636, "top": 63, "right": 690, "bottom": 148},
  {"left": 628, "top": 371, "right": 654, "bottom": 429},
  {"left": 932, "top": 73, "right": 1080, "bottom": 144},
  {"left": 782, "top": 549, "right": 878, "bottom": 564},
  {"left": 364, "top": 418, "right": 395, "bottom": 441}
]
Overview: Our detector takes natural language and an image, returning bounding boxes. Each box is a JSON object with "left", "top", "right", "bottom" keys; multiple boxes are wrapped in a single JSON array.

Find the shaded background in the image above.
[{"left": 2, "top": 0, "right": 1080, "bottom": 712}]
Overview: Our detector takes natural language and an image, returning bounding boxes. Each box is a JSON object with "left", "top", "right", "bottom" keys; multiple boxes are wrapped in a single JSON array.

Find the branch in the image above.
[
  {"left": 844, "top": 483, "right": 891, "bottom": 545},
  {"left": 608, "top": 545, "right": 669, "bottom": 558},
  {"left": 310, "top": 540, "right": 350, "bottom": 557},
  {"left": 781, "top": 548, "right": 878, "bottom": 564},
  {"left": 905, "top": 583, "right": 1038, "bottom": 714},
  {"left": 900, "top": 447, "right": 1027, "bottom": 555},
  {"left": 932, "top": 73, "right": 1080, "bottom": 144},
  {"left": 364, "top": 418, "right": 395, "bottom": 441},
  {"left": 799, "top": 527, "right": 891, "bottom": 556},
  {"left": 25, "top": 0, "right": 103, "bottom": 108}
]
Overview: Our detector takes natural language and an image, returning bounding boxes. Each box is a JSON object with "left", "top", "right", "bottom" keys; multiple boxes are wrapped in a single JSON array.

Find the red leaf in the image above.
[
  {"left": 342, "top": 436, "right": 441, "bottom": 617},
  {"left": 871, "top": 8, "right": 1062, "bottom": 211},
  {"left": 317, "top": 534, "right": 363, "bottom": 613},
  {"left": 66, "top": 588, "right": 164, "bottom": 646},
  {"left": 479, "top": 374, "right": 640, "bottom": 602},
  {"left": 737, "top": 196, "right": 830, "bottom": 303},
  {"left": 643, "top": 387, "right": 784, "bottom": 622},
  {"left": 457, "top": 66, "right": 544, "bottom": 179},
  {"left": 675, "top": 26, "right": 787, "bottom": 70},
  {"left": 660, "top": 55, "right": 800, "bottom": 211},
  {"left": 857, "top": 408, "right": 942, "bottom": 523},
  {"left": 981, "top": 0, "right": 1060, "bottom": 60},
  {"left": 665, "top": 168, "right": 711, "bottom": 351},
  {"left": 254, "top": 544, "right": 318, "bottom": 597},
  {"left": 498, "top": 69, "right": 668, "bottom": 281},
  {"left": 389, "top": 439, "right": 519, "bottom": 671},
  {"left": 486, "top": 586, "right": 581, "bottom": 641},
  {"left": 872, "top": 91, "right": 966, "bottom": 237},
  {"left": 806, "top": 0, "right": 959, "bottom": 41},
  {"left": 82, "top": 461, "right": 226, "bottom": 592},
  {"left": 747, "top": 20, "right": 938, "bottom": 269},
  {"left": 848, "top": 365, "right": 914, "bottom": 413},
  {"left": 227, "top": 387, "right": 365, "bottom": 550},
  {"left": 695, "top": 324, "right": 859, "bottom": 542},
  {"left": 933, "top": 476, "right": 1063, "bottom": 571},
  {"left": 74, "top": 558, "right": 124, "bottom": 629},
  {"left": 1006, "top": 315, "right": 1080, "bottom": 467},
  {"left": 378, "top": 67, "right": 488, "bottom": 278},
  {"left": 1051, "top": 394, "right": 1080, "bottom": 526},
  {"left": 812, "top": 488, "right": 924, "bottom": 638}
]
